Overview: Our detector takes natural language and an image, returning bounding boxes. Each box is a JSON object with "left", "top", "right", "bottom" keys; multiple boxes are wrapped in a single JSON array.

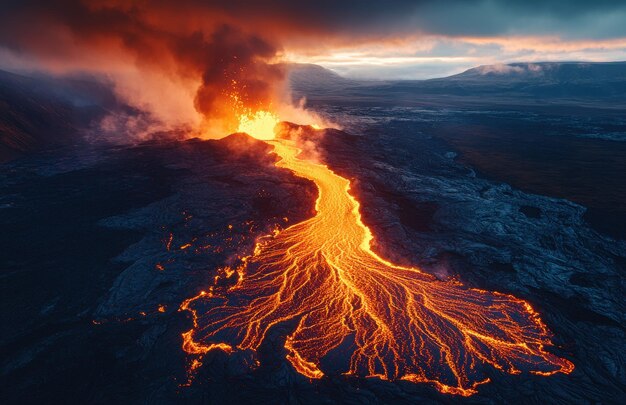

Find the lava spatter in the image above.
[{"left": 180, "top": 123, "right": 573, "bottom": 396}]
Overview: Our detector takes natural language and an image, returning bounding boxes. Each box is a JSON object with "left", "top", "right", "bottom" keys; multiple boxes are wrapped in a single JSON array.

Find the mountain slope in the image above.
[
  {"left": 0, "top": 70, "right": 123, "bottom": 161},
  {"left": 290, "top": 61, "right": 626, "bottom": 104}
]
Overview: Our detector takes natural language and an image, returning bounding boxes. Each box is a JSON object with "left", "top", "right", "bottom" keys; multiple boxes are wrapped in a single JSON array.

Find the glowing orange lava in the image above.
[
  {"left": 180, "top": 114, "right": 573, "bottom": 396},
  {"left": 236, "top": 111, "right": 280, "bottom": 140}
]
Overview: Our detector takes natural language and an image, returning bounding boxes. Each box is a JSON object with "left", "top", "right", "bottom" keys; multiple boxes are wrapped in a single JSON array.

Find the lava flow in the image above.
[{"left": 180, "top": 112, "right": 574, "bottom": 396}]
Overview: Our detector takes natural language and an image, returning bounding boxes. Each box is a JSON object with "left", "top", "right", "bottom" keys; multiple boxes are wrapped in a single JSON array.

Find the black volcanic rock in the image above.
[
  {"left": 221, "top": 132, "right": 273, "bottom": 153},
  {"left": 0, "top": 135, "right": 317, "bottom": 403}
]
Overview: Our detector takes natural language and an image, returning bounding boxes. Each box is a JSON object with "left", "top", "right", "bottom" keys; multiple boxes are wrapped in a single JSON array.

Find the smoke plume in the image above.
[{"left": 0, "top": 1, "right": 289, "bottom": 138}]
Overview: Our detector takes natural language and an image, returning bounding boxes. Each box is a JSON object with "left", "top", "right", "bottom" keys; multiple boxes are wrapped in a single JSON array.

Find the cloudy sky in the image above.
[
  {"left": 280, "top": 0, "right": 626, "bottom": 78},
  {"left": 2, "top": 0, "right": 625, "bottom": 80},
  {"left": 1, "top": 1, "right": 624, "bottom": 130}
]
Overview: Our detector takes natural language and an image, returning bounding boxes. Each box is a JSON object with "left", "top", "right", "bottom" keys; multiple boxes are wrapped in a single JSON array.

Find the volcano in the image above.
[{"left": 1, "top": 66, "right": 625, "bottom": 404}]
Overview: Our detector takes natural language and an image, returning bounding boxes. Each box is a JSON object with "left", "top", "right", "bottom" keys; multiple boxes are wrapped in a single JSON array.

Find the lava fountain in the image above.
[{"left": 180, "top": 112, "right": 573, "bottom": 396}]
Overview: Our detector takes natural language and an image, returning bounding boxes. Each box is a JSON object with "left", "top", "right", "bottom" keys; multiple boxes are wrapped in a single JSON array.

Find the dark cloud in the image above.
[
  {"left": 0, "top": 0, "right": 291, "bottom": 130},
  {"left": 0, "top": 1, "right": 623, "bottom": 131},
  {"left": 158, "top": 0, "right": 626, "bottom": 39}
]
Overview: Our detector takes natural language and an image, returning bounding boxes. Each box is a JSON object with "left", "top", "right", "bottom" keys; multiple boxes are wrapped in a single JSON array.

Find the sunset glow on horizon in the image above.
[{"left": 284, "top": 35, "right": 626, "bottom": 79}]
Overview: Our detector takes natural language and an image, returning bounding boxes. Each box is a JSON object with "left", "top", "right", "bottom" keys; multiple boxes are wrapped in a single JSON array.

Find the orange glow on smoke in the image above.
[{"left": 180, "top": 115, "right": 573, "bottom": 396}]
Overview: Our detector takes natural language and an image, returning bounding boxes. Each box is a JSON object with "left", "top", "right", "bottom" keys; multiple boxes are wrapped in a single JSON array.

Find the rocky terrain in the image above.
[
  {"left": 312, "top": 123, "right": 626, "bottom": 403},
  {"left": 1, "top": 64, "right": 626, "bottom": 403},
  {"left": 0, "top": 134, "right": 317, "bottom": 403}
]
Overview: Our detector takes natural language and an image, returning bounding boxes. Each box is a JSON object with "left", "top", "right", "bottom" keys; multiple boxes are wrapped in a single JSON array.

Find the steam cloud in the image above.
[{"left": 0, "top": 1, "right": 289, "bottom": 137}]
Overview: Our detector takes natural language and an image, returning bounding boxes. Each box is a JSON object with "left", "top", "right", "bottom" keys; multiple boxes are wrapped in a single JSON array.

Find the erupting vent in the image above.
[{"left": 236, "top": 111, "right": 280, "bottom": 140}]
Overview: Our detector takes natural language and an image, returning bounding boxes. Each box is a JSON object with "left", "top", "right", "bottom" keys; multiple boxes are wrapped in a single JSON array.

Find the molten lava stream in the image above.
[{"left": 181, "top": 131, "right": 573, "bottom": 396}]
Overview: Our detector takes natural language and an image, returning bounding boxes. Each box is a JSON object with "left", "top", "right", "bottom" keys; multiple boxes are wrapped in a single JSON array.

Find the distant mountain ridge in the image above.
[
  {"left": 288, "top": 61, "right": 626, "bottom": 103},
  {"left": 287, "top": 63, "right": 352, "bottom": 94},
  {"left": 288, "top": 61, "right": 626, "bottom": 84},
  {"left": 450, "top": 61, "right": 626, "bottom": 82}
]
